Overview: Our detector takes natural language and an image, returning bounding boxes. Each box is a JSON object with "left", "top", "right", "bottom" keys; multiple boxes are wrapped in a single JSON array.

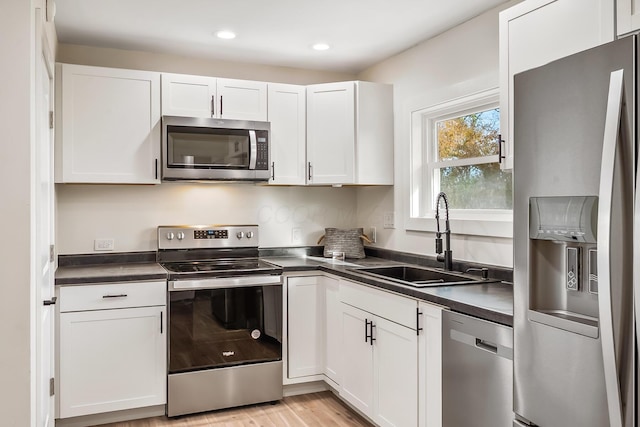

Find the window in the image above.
[{"left": 408, "top": 89, "right": 512, "bottom": 234}]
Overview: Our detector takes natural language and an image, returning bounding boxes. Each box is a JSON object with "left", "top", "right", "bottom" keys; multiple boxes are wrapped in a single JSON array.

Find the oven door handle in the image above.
[{"left": 169, "top": 274, "right": 282, "bottom": 291}]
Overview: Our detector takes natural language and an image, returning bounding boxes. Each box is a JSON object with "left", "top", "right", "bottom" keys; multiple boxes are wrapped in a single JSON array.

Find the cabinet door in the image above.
[
  {"left": 58, "top": 306, "right": 166, "bottom": 418},
  {"left": 498, "top": 0, "right": 613, "bottom": 169},
  {"left": 324, "top": 275, "right": 341, "bottom": 385},
  {"left": 287, "top": 276, "right": 324, "bottom": 378},
  {"left": 307, "top": 82, "right": 355, "bottom": 185},
  {"left": 268, "top": 83, "right": 307, "bottom": 185},
  {"left": 161, "top": 73, "right": 216, "bottom": 118},
  {"left": 340, "top": 303, "right": 374, "bottom": 416},
  {"left": 373, "top": 316, "right": 418, "bottom": 427},
  {"left": 418, "top": 302, "right": 443, "bottom": 427},
  {"left": 56, "top": 64, "right": 161, "bottom": 184},
  {"left": 617, "top": 0, "right": 640, "bottom": 35},
  {"left": 217, "top": 78, "right": 268, "bottom": 121}
]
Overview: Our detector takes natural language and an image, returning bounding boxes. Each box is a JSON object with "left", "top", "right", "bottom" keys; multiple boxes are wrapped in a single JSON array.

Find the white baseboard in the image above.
[{"left": 55, "top": 405, "right": 165, "bottom": 427}]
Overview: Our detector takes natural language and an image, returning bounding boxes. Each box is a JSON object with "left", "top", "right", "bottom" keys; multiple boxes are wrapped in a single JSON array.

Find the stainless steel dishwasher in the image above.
[{"left": 442, "top": 310, "right": 513, "bottom": 427}]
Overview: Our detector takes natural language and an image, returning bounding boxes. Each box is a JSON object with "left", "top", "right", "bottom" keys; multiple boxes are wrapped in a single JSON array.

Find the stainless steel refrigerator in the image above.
[{"left": 513, "top": 35, "right": 638, "bottom": 427}]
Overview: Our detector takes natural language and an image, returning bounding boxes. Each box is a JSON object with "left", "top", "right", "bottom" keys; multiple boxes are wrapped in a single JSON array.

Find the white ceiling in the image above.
[{"left": 53, "top": 0, "right": 510, "bottom": 74}]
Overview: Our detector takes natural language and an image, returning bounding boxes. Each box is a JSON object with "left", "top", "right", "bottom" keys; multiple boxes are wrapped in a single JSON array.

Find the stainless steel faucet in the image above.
[{"left": 435, "top": 192, "right": 453, "bottom": 271}]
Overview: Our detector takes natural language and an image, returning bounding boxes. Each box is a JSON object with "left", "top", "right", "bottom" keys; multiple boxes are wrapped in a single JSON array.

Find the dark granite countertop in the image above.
[
  {"left": 54, "top": 250, "right": 513, "bottom": 326},
  {"left": 262, "top": 255, "right": 513, "bottom": 327},
  {"left": 55, "top": 262, "right": 167, "bottom": 285}
]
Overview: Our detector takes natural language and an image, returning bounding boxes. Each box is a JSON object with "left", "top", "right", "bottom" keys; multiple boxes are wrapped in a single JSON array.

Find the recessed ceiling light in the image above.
[
  {"left": 312, "top": 43, "right": 330, "bottom": 51},
  {"left": 216, "top": 30, "right": 236, "bottom": 40}
]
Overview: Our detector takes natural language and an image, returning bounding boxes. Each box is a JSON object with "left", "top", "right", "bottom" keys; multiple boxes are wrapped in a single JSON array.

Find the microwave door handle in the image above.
[{"left": 249, "top": 130, "right": 257, "bottom": 170}]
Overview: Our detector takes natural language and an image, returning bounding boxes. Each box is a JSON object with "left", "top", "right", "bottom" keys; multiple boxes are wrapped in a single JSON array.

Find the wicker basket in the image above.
[{"left": 317, "top": 228, "right": 371, "bottom": 259}]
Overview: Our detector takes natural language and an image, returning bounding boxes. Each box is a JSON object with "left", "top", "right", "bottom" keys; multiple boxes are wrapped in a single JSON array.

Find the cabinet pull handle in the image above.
[
  {"left": 271, "top": 162, "right": 275, "bottom": 180},
  {"left": 220, "top": 95, "right": 223, "bottom": 116},
  {"left": 498, "top": 134, "right": 506, "bottom": 164},
  {"left": 308, "top": 162, "right": 312, "bottom": 181},
  {"left": 160, "top": 311, "right": 163, "bottom": 334},
  {"left": 370, "top": 322, "right": 376, "bottom": 346},
  {"left": 155, "top": 158, "right": 158, "bottom": 180},
  {"left": 43, "top": 296, "right": 57, "bottom": 306},
  {"left": 102, "top": 294, "right": 128, "bottom": 299},
  {"left": 211, "top": 95, "right": 215, "bottom": 117},
  {"left": 416, "top": 308, "right": 423, "bottom": 336},
  {"left": 365, "top": 319, "right": 370, "bottom": 343}
]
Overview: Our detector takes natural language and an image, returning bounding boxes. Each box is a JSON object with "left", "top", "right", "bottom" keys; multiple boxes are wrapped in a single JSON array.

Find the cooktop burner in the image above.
[
  {"left": 157, "top": 225, "right": 282, "bottom": 280},
  {"left": 162, "top": 258, "right": 276, "bottom": 273}
]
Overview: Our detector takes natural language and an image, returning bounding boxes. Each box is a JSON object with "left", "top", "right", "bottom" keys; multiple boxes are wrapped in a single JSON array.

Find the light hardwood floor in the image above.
[{"left": 99, "top": 392, "right": 372, "bottom": 427}]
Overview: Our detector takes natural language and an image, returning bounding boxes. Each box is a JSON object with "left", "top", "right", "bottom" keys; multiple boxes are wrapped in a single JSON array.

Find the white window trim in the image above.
[{"left": 405, "top": 88, "right": 513, "bottom": 238}]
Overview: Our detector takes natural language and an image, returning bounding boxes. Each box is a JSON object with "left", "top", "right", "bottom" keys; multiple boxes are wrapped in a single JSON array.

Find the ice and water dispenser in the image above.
[{"left": 528, "top": 196, "right": 600, "bottom": 338}]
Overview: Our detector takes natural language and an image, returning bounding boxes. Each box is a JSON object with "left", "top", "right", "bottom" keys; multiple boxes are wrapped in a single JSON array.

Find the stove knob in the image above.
[
  {"left": 236, "top": 231, "right": 245, "bottom": 239},
  {"left": 166, "top": 232, "right": 175, "bottom": 241},
  {"left": 177, "top": 232, "right": 185, "bottom": 240},
  {"left": 246, "top": 231, "right": 254, "bottom": 239}
]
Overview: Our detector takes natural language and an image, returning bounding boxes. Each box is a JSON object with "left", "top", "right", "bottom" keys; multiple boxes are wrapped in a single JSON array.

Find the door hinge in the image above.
[
  {"left": 49, "top": 377, "right": 55, "bottom": 396},
  {"left": 49, "top": 244, "right": 55, "bottom": 263},
  {"left": 49, "top": 111, "right": 54, "bottom": 129}
]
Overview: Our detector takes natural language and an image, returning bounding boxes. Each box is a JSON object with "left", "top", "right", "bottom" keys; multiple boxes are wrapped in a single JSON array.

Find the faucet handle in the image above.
[{"left": 466, "top": 267, "right": 489, "bottom": 279}]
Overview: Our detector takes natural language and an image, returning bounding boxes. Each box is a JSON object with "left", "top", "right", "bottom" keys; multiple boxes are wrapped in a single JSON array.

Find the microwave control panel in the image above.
[{"left": 255, "top": 131, "right": 268, "bottom": 170}]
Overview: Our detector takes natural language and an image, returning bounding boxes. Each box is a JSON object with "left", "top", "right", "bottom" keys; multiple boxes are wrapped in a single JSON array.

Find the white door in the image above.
[
  {"left": 268, "top": 83, "right": 306, "bottom": 185},
  {"left": 161, "top": 73, "right": 216, "bottom": 118},
  {"left": 373, "top": 317, "right": 418, "bottom": 427},
  {"left": 306, "top": 82, "right": 355, "bottom": 185},
  {"left": 217, "top": 78, "right": 268, "bottom": 121},
  {"left": 340, "top": 303, "right": 373, "bottom": 416},
  {"left": 59, "top": 306, "right": 166, "bottom": 418},
  {"left": 35, "top": 8, "right": 55, "bottom": 427},
  {"left": 323, "top": 276, "right": 341, "bottom": 385},
  {"left": 287, "top": 276, "right": 324, "bottom": 378}
]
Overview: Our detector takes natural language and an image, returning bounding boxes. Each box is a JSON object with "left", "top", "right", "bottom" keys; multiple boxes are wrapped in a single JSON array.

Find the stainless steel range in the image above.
[{"left": 158, "top": 225, "right": 283, "bottom": 417}]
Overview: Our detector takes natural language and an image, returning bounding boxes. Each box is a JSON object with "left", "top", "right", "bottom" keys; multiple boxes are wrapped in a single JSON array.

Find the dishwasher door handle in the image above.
[{"left": 475, "top": 338, "right": 498, "bottom": 354}]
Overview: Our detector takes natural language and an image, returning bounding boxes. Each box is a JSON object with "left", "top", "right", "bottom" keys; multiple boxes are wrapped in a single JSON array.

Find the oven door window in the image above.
[
  {"left": 169, "top": 285, "right": 282, "bottom": 374},
  {"left": 167, "top": 126, "right": 250, "bottom": 169}
]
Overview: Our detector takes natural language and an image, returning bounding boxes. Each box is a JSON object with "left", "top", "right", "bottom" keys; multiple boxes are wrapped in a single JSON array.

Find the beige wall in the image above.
[{"left": 354, "top": 2, "right": 519, "bottom": 267}]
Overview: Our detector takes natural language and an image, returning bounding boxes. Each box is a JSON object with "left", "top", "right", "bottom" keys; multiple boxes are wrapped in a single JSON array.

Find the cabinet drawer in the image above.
[
  {"left": 340, "top": 279, "right": 417, "bottom": 329},
  {"left": 59, "top": 281, "right": 166, "bottom": 312}
]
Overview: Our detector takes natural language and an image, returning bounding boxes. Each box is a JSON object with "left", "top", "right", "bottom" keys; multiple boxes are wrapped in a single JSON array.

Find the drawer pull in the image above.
[{"left": 102, "top": 294, "right": 128, "bottom": 299}]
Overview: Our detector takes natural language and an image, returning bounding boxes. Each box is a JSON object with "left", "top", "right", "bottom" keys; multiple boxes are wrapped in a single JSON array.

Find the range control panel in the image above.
[{"left": 158, "top": 225, "right": 259, "bottom": 250}]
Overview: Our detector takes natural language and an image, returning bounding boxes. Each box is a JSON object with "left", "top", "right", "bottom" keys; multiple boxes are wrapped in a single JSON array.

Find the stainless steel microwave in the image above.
[{"left": 161, "top": 116, "right": 270, "bottom": 182}]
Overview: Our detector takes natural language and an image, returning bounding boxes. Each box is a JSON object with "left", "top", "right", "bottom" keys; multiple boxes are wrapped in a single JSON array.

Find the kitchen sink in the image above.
[{"left": 351, "top": 265, "right": 491, "bottom": 287}]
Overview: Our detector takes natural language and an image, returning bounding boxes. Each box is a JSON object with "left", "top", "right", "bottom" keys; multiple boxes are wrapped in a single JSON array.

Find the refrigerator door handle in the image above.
[{"left": 597, "top": 68, "right": 625, "bottom": 427}]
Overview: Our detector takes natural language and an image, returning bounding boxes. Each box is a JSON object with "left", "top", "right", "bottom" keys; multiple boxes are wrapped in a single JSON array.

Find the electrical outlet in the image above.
[
  {"left": 94, "top": 239, "right": 114, "bottom": 251},
  {"left": 292, "top": 228, "right": 302, "bottom": 244},
  {"left": 383, "top": 212, "right": 395, "bottom": 229},
  {"left": 369, "top": 226, "right": 377, "bottom": 243}
]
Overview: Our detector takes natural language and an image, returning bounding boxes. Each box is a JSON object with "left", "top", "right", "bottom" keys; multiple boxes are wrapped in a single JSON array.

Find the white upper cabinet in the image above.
[
  {"left": 55, "top": 63, "right": 161, "bottom": 184},
  {"left": 617, "top": 0, "right": 640, "bottom": 35},
  {"left": 268, "top": 83, "right": 306, "bottom": 185},
  {"left": 217, "top": 78, "right": 268, "bottom": 121},
  {"left": 306, "top": 81, "right": 393, "bottom": 185},
  {"left": 499, "top": 0, "right": 614, "bottom": 169},
  {"left": 161, "top": 73, "right": 267, "bottom": 121},
  {"left": 161, "top": 73, "right": 216, "bottom": 118}
]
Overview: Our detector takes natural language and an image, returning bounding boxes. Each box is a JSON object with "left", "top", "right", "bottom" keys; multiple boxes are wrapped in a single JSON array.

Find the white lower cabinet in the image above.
[
  {"left": 57, "top": 281, "right": 166, "bottom": 418},
  {"left": 418, "top": 301, "right": 444, "bottom": 427},
  {"left": 287, "top": 275, "right": 324, "bottom": 378},
  {"left": 340, "top": 280, "right": 418, "bottom": 427},
  {"left": 286, "top": 275, "right": 440, "bottom": 427}
]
